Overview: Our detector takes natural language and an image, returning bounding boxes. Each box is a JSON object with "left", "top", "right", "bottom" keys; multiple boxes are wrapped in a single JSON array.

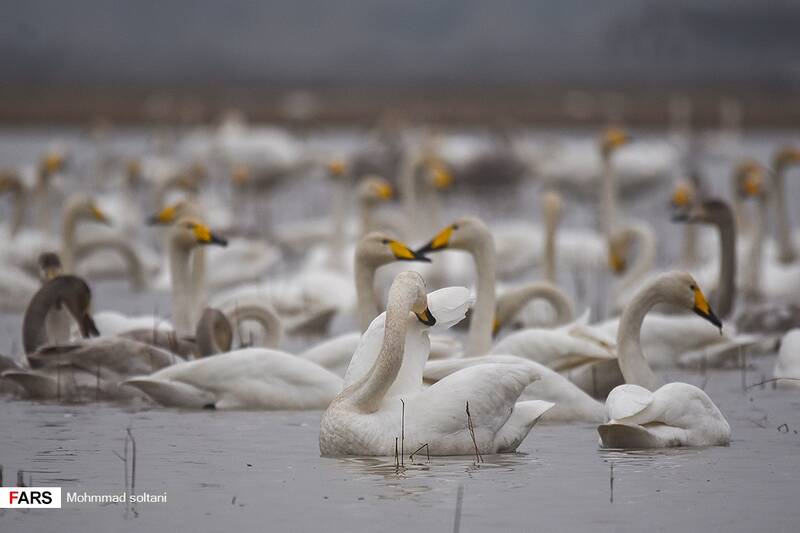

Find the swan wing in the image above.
[
  {"left": 604, "top": 384, "right": 654, "bottom": 422},
  {"left": 426, "top": 286, "right": 473, "bottom": 331}
]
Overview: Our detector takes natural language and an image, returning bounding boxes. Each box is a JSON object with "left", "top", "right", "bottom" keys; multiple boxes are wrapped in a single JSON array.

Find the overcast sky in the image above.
[{"left": 2, "top": 0, "right": 799, "bottom": 87}]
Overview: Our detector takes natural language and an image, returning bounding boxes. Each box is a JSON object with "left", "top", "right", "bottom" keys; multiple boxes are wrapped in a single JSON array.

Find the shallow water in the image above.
[
  {"left": 2, "top": 359, "right": 799, "bottom": 532},
  {"left": 2, "top": 127, "right": 800, "bottom": 531}
]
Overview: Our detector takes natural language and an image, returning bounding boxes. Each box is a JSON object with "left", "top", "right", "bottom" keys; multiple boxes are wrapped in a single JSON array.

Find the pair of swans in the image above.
[{"left": 320, "top": 271, "right": 554, "bottom": 456}]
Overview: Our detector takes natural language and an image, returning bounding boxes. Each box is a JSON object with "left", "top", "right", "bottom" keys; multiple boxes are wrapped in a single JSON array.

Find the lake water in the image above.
[{"left": 1, "top": 127, "right": 800, "bottom": 532}]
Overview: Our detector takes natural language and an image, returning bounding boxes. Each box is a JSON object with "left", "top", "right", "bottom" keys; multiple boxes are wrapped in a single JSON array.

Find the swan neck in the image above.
[
  {"left": 61, "top": 203, "right": 81, "bottom": 271},
  {"left": 617, "top": 282, "right": 660, "bottom": 391},
  {"left": 227, "top": 303, "right": 283, "bottom": 349},
  {"left": 680, "top": 223, "right": 698, "bottom": 267},
  {"left": 501, "top": 282, "right": 573, "bottom": 327},
  {"left": 600, "top": 155, "right": 617, "bottom": 239},
  {"left": 169, "top": 241, "right": 194, "bottom": 337},
  {"left": 772, "top": 169, "right": 796, "bottom": 263},
  {"left": 618, "top": 225, "right": 656, "bottom": 294},
  {"left": 743, "top": 198, "right": 766, "bottom": 297},
  {"left": 715, "top": 211, "right": 737, "bottom": 319},
  {"left": 467, "top": 236, "right": 496, "bottom": 356},
  {"left": 354, "top": 255, "right": 379, "bottom": 332},
  {"left": 346, "top": 288, "right": 413, "bottom": 412},
  {"left": 543, "top": 207, "right": 558, "bottom": 283}
]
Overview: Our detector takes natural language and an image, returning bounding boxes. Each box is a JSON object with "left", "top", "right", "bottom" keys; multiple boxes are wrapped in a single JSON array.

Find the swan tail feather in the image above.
[{"left": 495, "top": 400, "right": 555, "bottom": 452}]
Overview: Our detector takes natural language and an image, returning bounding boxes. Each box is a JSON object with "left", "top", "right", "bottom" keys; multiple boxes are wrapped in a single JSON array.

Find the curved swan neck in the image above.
[
  {"left": 467, "top": 234, "right": 497, "bottom": 356},
  {"left": 354, "top": 255, "right": 380, "bottom": 332},
  {"left": 61, "top": 201, "right": 83, "bottom": 271},
  {"left": 616, "top": 280, "right": 661, "bottom": 391},
  {"left": 73, "top": 237, "right": 147, "bottom": 290},
  {"left": 226, "top": 302, "right": 284, "bottom": 349},
  {"left": 346, "top": 285, "right": 414, "bottom": 412},
  {"left": 772, "top": 168, "right": 796, "bottom": 263},
  {"left": 196, "top": 308, "right": 232, "bottom": 356},
  {"left": 497, "top": 281, "right": 573, "bottom": 327}
]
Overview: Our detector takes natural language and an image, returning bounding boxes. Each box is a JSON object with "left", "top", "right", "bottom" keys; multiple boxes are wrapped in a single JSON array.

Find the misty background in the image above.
[{"left": 1, "top": 0, "right": 799, "bottom": 124}]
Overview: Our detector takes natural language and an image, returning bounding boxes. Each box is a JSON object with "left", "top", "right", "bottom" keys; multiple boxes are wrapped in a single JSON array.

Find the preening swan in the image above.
[
  {"left": 598, "top": 271, "right": 731, "bottom": 448},
  {"left": 320, "top": 271, "right": 553, "bottom": 456}
]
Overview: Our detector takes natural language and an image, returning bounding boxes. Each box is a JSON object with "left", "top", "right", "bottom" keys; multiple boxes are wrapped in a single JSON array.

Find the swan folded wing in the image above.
[
  {"left": 604, "top": 384, "right": 654, "bottom": 422},
  {"left": 413, "top": 362, "right": 540, "bottom": 436},
  {"left": 423, "top": 354, "right": 528, "bottom": 383},
  {"left": 137, "top": 349, "right": 342, "bottom": 409},
  {"left": 491, "top": 329, "right": 615, "bottom": 371},
  {"left": 676, "top": 333, "right": 766, "bottom": 369},
  {"left": 494, "top": 400, "right": 555, "bottom": 452}
]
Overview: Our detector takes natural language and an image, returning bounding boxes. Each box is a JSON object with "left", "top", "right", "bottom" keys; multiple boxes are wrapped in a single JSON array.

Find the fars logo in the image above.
[{"left": 0, "top": 487, "right": 62, "bottom": 508}]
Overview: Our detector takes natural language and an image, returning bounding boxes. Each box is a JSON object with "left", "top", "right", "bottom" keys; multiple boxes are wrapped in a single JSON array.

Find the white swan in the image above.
[
  {"left": 598, "top": 271, "right": 732, "bottom": 448},
  {"left": 320, "top": 271, "right": 553, "bottom": 456}
]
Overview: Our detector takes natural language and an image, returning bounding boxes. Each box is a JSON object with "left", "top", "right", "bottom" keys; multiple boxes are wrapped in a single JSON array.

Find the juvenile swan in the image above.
[
  {"left": 319, "top": 271, "right": 553, "bottom": 457},
  {"left": 598, "top": 272, "right": 732, "bottom": 448}
]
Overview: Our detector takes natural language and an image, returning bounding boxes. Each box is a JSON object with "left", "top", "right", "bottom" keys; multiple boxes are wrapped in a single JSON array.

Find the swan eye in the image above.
[
  {"left": 452, "top": 224, "right": 459, "bottom": 230},
  {"left": 689, "top": 284, "right": 696, "bottom": 290},
  {"left": 381, "top": 239, "right": 390, "bottom": 245}
]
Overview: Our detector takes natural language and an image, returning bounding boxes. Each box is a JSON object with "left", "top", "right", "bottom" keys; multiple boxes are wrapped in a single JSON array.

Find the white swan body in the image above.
[
  {"left": 124, "top": 347, "right": 343, "bottom": 409},
  {"left": 598, "top": 271, "right": 732, "bottom": 448},
  {"left": 599, "top": 383, "right": 731, "bottom": 448},
  {"left": 320, "top": 273, "right": 553, "bottom": 456}
]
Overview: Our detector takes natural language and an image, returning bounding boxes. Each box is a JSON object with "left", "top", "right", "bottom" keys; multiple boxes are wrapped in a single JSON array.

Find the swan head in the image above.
[
  {"left": 773, "top": 147, "right": 800, "bottom": 172},
  {"left": 415, "top": 216, "right": 491, "bottom": 256},
  {"left": 67, "top": 195, "right": 110, "bottom": 225},
  {"left": 147, "top": 200, "right": 197, "bottom": 225},
  {"left": 734, "top": 161, "right": 766, "bottom": 200},
  {"left": 672, "top": 198, "right": 733, "bottom": 227},
  {"left": 599, "top": 127, "right": 630, "bottom": 157},
  {"left": 423, "top": 158, "right": 454, "bottom": 190},
  {"left": 171, "top": 217, "right": 228, "bottom": 249},
  {"left": 327, "top": 159, "right": 347, "bottom": 178},
  {"left": 40, "top": 150, "right": 66, "bottom": 177},
  {"left": 542, "top": 190, "right": 563, "bottom": 225},
  {"left": 37, "top": 252, "right": 63, "bottom": 282},
  {"left": 357, "top": 232, "right": 431, "bottom": 266},
  {"left": 653, "top": 271, "right": 722, "bottom": 330},
  {"left": 391, "top": 271, "right": 436, "bottom": 327},
  {"left": 358, "top": 176, "right": 394, "bottom": 204}
]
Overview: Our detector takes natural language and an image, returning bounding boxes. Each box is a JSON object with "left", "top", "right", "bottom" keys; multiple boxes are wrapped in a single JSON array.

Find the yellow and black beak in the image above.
[
  {"left": 147, "top": 205, "right": 177, "bottom": 225},
  {"left": 608, "top": 249, "right": 626, "bottom": 274},
  {"left": 492, "top": 318, "right": 501, "bottom": 337},
  {"left": 692, "top": 286, "right": 722, "bottom": 330},
  {"left": 91, "top": 204, "right": 110, "bottom": 225},
  {"left": 327, "top": 160, "right": 347, "bottom": 177},
  {"left": 415, "top": 307, "right": 436, "bottom": 326},
  {"left": 387, "top": 239, "right": 431, "bottom": 262},
  {"left": 415, "top": 225, "right": 455, "bottom": 256},
  {"left": 193, "top": 223, "right": 228, "bottom": 247},
  {"left": 375, "top": 182, "right": 394, "bottom": 200},
  {"left": 431, "top": 163, "right": 454, "bottom": 189}
]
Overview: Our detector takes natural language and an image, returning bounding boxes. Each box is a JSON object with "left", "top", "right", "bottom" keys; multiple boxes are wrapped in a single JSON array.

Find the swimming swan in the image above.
[
  {"left": 598, "top": 271, "right": 732, "bottom": 448},
  {"left": 319, "top": 271, "right": 553, "bottom": 456}
]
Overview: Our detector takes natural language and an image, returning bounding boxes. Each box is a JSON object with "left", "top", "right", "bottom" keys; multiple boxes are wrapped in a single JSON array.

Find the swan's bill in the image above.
[
  {"left": 147, "top": 204, "right": 177, "bottom": 225},
  {"left": 414, "top": 307, "right": 436, "bottom": 326},
  {"left": 692, "top": 285, "right": 722, "bottom": 330},
  {"left": 185, "top": 220, "right": 228, "bottom": 247},
  {"left": 416, "top": 223, "right": 457, "bottom": 255},
  {"left": 90, "top": 203, "right": 110, "bottom": 224},
  {"left": 385, "top": 239, "right": 431, "bottom": 262}
]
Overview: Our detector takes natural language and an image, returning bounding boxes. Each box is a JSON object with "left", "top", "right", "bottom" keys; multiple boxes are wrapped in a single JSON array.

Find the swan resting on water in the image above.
[{"left": 320, "top": 271, "right": 554, "bottom": 457}]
